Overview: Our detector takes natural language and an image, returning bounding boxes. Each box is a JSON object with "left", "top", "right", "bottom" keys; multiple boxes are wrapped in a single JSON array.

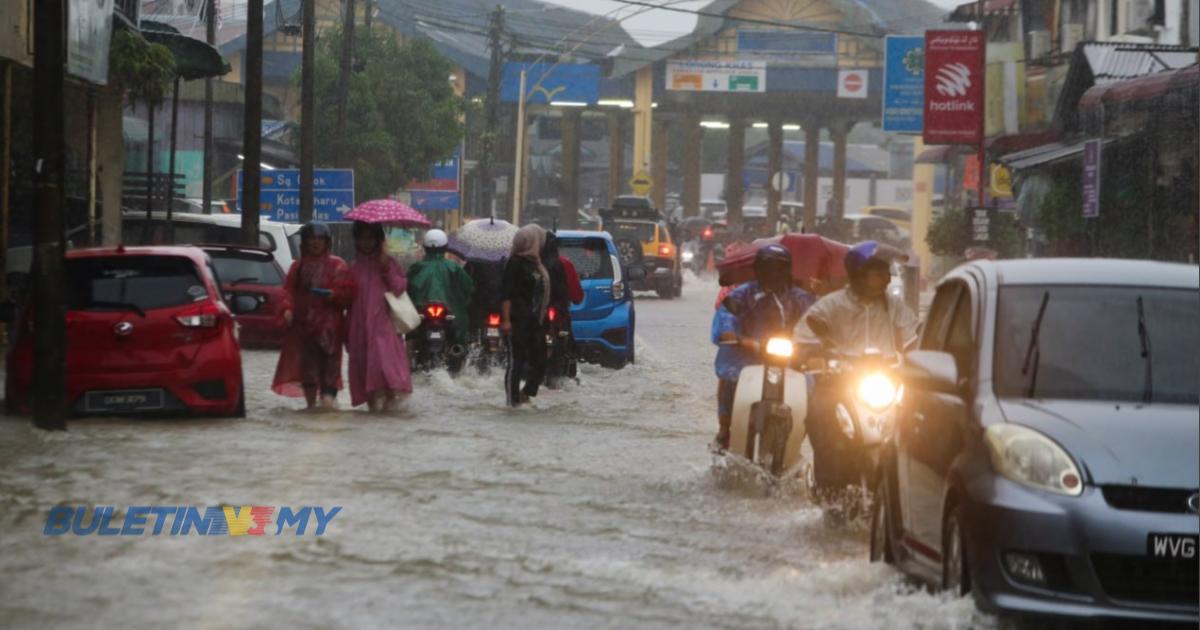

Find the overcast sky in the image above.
[{"left": 542, "top": 0, "right": 959, "bottom": 47}]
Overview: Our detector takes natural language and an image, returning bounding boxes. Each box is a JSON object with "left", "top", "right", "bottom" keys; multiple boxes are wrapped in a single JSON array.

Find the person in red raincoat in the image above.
[{"left": 272, "top": 222, "right": 356, "bottom": 409}]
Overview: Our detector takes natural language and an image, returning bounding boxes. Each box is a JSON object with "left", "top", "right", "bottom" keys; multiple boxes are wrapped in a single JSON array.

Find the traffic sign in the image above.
[
  {"left": 629, "top": 169, "right": 653, "bottom": 196},
  {"left": 237, "top": 169, "right": 355, "bottom": 223},
  {"left": 838, "top": 69, "right": 868, "bottom": 99}
]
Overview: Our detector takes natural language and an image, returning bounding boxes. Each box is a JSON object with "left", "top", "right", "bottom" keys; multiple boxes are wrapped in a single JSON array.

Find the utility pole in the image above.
[
  {"left": 202, "top": 0, "right": 216, "bottom": 214},
  {"left": 32, "top": 0, "right": 67, "bottom": 430},
  {"left": 481, "top": 5, "right": 505, "bottom": 218},
  {"left": 242, "top": 0, "right": 264, "bottom": 245},
  {"left": 299, "top": 0, "right": 315, "bottom": 223}
]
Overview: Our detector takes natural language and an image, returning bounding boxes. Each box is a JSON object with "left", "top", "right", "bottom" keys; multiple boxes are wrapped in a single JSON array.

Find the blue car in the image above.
[
  {"left": 873, "top": 259, "right": 1199, "bottom": 624},
  {"left": 556, "top": 230, "right": 644, "bottom": 369}
]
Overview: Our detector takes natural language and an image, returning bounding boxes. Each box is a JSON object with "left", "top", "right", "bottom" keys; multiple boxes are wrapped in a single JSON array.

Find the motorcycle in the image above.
[
  {"left": 407, "top": 301, "right": 467, "bottom": 373},
  {"left": 471, "top": 311, "right": 507, "bottom": 372},
  {"left": 681, "top": 240, "right": 702, "bottom": 275},
  {"left": 542, "top": 306, "right": 578, "bottom": 389},
  {"left": 807, "top": 348, "right": 902, "bottom": 511},
  {"left": 723, "top": 336, "right": 809, "bottom": 478}
]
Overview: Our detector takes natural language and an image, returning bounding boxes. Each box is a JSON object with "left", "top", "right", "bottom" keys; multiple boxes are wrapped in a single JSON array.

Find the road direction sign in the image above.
[
  {"left": 237, "top": 169, "right": 355, "bottom": 223},
  {"left": 629, "top": 170, "right": 653, "bottom": 196}
]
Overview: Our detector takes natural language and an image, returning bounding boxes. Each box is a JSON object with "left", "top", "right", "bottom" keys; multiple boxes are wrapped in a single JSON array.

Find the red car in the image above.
[
  {"left": 6, "top": 246, "right": 244, "bottom": 417},
  {"left": 201, "top": 245, "right": 288, "bottom": 348}
]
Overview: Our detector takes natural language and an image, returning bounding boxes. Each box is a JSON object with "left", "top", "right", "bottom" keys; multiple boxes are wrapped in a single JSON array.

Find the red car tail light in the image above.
[
  {"left": 487, "top": 313, "right": 501, "bottom": 327},
  {"left": 425, "top": 304, "right": 445, "bottom": 319},
  {"left": 658, "top": 244, "right": 672, "bottom": 257},
  {"left": 176, "top": 303, "right": 221, "bottom": 328}
]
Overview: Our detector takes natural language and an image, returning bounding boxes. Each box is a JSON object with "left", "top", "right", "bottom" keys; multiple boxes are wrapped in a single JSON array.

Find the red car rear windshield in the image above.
[
  {"left": 209, "top": 253, "right": 284, "bottom": 286},
  {"left": 67, "top": 256, "right": 208, "bottom": 312}
]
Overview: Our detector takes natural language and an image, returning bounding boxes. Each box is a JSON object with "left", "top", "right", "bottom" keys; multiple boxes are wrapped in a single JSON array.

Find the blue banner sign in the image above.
[
  {"left": 883, "top": 36, "right": 925, "bottom": 133},
  {"left": 501, "top": 62, "right": 600, "bottom": 105},
  {"left": 237, "top": 169, "right": 355, "bottom": 223},
  {"left": 410, "top": 191, "right": 460, "bottom": 212}
]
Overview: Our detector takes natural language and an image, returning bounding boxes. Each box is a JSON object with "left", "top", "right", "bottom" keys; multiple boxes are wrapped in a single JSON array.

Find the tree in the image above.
[{"left": 296, "top": 28, "right": 464, "bottom": 201}]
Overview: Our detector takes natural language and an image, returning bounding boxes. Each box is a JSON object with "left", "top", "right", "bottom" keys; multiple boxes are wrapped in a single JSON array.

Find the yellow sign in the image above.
[
  {"left": 990, "top": 164, "right": 1013, "bottom": 199},
  {"left": 629, "top": 169, "right": 653, "bottom": 196}
]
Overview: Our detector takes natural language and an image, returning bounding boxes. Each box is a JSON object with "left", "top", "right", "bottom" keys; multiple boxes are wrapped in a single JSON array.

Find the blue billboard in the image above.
[
  {"left": 883, "top": 36, "right": 925, "bottom": 133},
  {"left": 501, "top": 62, "right": 600, "bottom": 105},
  {"left": 237, "top": 169, "right": 355, "bottom": 223}
]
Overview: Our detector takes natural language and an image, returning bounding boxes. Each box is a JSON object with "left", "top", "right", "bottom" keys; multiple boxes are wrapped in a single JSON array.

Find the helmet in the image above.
[
  {"left": 423, "top": 229, "right": 448, "bottom": 249},
  {"left": 753, "top": 244, "right": 793, "bottom": 293},
  {"left": 845, "top": 241, "right": 907, "bottom": 280},
  {"left": 299, "top": 221, "right": 332, "bottom": 242}
]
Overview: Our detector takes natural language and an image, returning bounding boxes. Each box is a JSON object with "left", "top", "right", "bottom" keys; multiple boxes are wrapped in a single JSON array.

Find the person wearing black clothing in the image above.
[{"left": 501, "top": 225, "right": 551, "bottom": 407}]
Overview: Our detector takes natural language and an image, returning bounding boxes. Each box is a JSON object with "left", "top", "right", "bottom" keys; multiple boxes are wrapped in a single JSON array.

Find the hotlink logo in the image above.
[{"left": 934, "top": 62, "right": 972, "bottom": 97}]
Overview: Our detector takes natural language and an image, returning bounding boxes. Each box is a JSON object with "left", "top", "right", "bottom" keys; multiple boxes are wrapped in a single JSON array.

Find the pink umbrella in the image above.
[{"left": 344, "top": 199, "right": 431, "bottom": 227}]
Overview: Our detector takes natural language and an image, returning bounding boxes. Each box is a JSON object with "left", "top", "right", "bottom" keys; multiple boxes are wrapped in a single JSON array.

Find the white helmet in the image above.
[{"left": 423, "top": 229, "right": 448, "bottom": 249}]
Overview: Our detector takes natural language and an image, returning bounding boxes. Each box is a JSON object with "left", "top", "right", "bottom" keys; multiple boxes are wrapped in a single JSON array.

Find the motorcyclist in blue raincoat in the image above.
[{"left": 710, "top": 244, "right": 816, "bottom": 450}]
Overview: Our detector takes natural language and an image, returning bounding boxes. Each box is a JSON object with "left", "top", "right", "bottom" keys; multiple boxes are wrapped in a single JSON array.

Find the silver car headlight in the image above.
[{"left": 985, "top": 424, "right": 1083, "bottom": 496}]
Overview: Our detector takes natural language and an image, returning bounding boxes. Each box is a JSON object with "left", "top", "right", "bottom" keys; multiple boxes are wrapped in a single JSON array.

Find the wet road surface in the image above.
[{"left": 0, "top": 275, "right": 989, "bottom": 629}]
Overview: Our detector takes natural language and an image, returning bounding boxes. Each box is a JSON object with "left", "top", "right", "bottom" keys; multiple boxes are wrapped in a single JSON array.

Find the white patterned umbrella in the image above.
[{"left": 448, "top": 218, "right": 518, "bottom": 262}]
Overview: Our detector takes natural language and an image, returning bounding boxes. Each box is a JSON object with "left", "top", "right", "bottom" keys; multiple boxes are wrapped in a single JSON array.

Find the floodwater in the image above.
[{"left": 0, "top": 275, "right": 990, "bottom": 629}]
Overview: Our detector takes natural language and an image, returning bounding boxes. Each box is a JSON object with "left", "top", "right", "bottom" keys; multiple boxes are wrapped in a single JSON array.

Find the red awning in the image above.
[{"left": 1081, "top": 64, "right": 1199, "bottom": 109}]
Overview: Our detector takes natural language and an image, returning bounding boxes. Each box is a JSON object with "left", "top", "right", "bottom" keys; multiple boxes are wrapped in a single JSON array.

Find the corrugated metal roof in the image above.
[{"left": 1082, "top": 42, "right": 1198, "bottom": 85}]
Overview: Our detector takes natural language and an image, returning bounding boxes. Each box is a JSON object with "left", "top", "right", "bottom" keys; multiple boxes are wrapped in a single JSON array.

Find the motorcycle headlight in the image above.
[
  {"left": 857, "top": 373, "right": 898, "bottom": 411},
  {"left": 765, "top": 337, "right": 793, "bottom": 358},
  {"left": 681, "top": 250, "right": 695, "bottom": 262},
  {"left": 985, "top": 424, "right": 1083, "bottom": 496}
]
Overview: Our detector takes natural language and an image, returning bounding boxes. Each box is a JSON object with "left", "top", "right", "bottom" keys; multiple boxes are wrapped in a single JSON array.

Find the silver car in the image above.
[{"left": 871, "top": 259, "right": 1199, "bottom": 623}]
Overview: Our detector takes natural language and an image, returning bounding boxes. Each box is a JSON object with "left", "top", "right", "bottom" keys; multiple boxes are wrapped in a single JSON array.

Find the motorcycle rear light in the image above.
[
  {"left": 425, "top": 305, "right": 445, "bottom": 319},
  {"left": 487, "top": 313, "right": 501, "bottom": 327},
  {"left": 703, "top": 228, "right": 713, "bottom": 239},
  {"left": 176, "top": 305, "right": 221, "bottom": 328},
  {"left": 547, "top": 307, "right": 557, "bottom": 322}
]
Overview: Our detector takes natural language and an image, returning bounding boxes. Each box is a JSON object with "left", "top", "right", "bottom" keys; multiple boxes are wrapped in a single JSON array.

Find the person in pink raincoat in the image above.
[
  {"left": 346, "top": 221, "right": 413, "bottom": 412},
  {"left": 273, "top": 222, "right": 356, "bottom": 409}
]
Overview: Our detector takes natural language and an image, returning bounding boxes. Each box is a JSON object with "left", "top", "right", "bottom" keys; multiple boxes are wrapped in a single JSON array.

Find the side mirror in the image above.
[
  {"left": 625, "top": 266, "right": 647, "bottom": 282},
  {"left": 900, "top": 350, "right": 959, "bottom": 395}
]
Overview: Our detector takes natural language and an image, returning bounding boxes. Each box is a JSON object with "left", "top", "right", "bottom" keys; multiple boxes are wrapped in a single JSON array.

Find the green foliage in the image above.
[
  {"left": 108, "top": 29, "right": 175, "bottom": 107},
  {"left": 927, "top": 208, "right": 1025, "bottom": 258},
  {"left": 296, "top": 29, "right": 464, "bottom": 201}
]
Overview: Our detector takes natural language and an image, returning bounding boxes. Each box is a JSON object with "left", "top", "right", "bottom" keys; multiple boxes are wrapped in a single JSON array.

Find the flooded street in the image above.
[{"left": 0, "top": 277, "right": 987, "bottom": 629}]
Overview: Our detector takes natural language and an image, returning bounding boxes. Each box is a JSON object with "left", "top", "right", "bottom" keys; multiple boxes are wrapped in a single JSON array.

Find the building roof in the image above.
[
  {"left": 1054, "top": 41, "right": 1198, "bottom": 133},
  {"left": 1082, "top": 43, "right": 1199, "bottom": 85}
]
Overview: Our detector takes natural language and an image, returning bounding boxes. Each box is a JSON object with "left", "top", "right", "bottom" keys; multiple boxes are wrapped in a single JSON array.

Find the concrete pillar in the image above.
[
  {"left": 560, "top": 108, "right": 581, "bottom": 229},
  {"left": 96, "top": 85, "right": 124, "bottom": 246},
  {"left": 911, "top": 136, "right": 934, "bottom": 284},
  {"left": 767, "top": 119, "right": 783, "bottom": 232},
  {"left": 802, "top": 121, "right": 821, "bottom": 232},
  {"left": 631, "top": 66, "right": 653, "bottom": 176},
  {"left": 682, "top": 111, "right": 702, "bottom": 217},
  {"left": 607, "top": 111, "right": 625, "bottom": 202},
  {"left": 725, "top": 117, "right": 745, "bottom": 231},
  {"left": 651, "top": 117, "right": 668, "bottom": 210},
  {"left": 830, "top": 121, "right": 850, "bottom": 223}
]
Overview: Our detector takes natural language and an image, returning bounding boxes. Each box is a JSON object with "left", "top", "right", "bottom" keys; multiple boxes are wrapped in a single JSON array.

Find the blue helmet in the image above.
[{"left": 845, "top": 241, "right": 906, "bottom": 280}]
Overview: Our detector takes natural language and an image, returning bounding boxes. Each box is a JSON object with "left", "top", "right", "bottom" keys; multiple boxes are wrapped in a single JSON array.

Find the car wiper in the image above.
[
  {"left": 88, "top": 301, "right": 147, "bottom": 318},
  {"left": 1020, "top": 291, "right": 1050, "bottom": 398},
  {"left": 1136, "top": 295, "right": 1152, "bottom": 404}
]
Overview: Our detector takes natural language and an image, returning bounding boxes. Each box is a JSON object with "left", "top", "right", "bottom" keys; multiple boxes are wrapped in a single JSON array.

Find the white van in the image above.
[{"left": 121, "top": 211, "right": 303, "bottom": 271}]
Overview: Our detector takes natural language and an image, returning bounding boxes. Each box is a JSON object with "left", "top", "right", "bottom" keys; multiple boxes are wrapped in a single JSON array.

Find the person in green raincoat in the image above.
[{"left": 406, "top": 229, "right": 475, "bottom": 344}]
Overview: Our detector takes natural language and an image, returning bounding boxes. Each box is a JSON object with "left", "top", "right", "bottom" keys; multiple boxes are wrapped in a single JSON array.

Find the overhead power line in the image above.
[{"left": 608, "top": 0, "right": 886, "bottom": 39}]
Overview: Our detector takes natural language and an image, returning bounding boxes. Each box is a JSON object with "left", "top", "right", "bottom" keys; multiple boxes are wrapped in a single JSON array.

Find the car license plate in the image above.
[
  {"left": 85, "top": 389, "right": 165, "bottom": 413},
  {"left": 486, "top": 328, "right": 500, "bottom": 338},
  {"left": 429, "top": 331, "right": 443, "bottom": 340},
  {"left": 1148, "top": 533, "right": 1198, "bottom": 559}
]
